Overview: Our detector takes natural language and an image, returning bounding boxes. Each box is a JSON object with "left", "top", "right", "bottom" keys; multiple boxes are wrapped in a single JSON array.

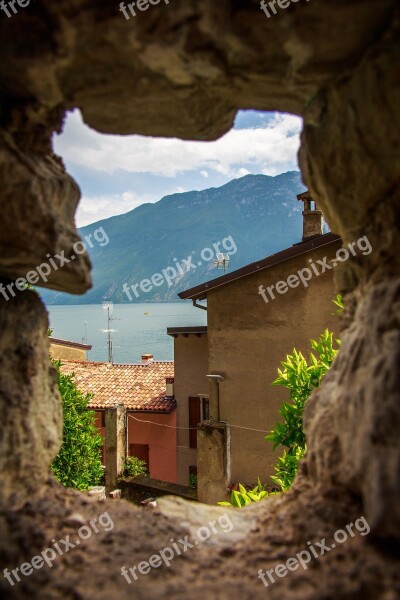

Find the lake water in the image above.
[{"left": 47, "top": 303, "right": 207, "bottom": 363}]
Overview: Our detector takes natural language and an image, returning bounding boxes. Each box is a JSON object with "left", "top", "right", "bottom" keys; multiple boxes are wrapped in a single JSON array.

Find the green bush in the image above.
[
  {"left": 189, "top": 472, "right": 197, "bottom": 489},
  {"left": 51, "top": 361, "right": 103, "bottom": 490},
  {"left": 266, "top": 328, "right": 340, "bottom": 490},
  {"left": 218, "top": 480, "right": 276, "bottom": 507},
  {"left": 332, "top": 293, "right": 344, "bottom": 316},
  {"left": 124, "top": 456, "right": 148, "bottom": 478}
]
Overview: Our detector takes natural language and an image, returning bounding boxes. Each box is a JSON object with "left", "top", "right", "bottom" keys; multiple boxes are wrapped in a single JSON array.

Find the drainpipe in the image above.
[{"left": 192, "top": 299, "right": 207, "bottom": 311}]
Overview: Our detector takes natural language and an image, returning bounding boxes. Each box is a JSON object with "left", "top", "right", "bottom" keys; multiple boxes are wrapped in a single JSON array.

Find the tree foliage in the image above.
[
  {"left": 51, "top": 361, "right": 103, "bottom": 490},
  {"left": 266, "top": 329, "right": 340, "bottom": 490}
]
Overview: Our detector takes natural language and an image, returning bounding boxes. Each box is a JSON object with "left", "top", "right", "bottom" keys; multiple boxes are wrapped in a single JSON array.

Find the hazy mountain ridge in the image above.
[{"left": 41, "top": 172, "right": 306, "bottom": 305}]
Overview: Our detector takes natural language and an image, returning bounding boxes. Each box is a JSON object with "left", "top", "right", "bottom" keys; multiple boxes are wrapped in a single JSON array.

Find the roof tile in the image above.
[{"left": 60, "top": 360, "right": 175, "bottom": 412}]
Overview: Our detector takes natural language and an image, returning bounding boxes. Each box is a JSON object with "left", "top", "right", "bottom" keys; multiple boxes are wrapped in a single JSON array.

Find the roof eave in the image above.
[{"left": 178, "top": 233, "right": 341, "bottom": 301}]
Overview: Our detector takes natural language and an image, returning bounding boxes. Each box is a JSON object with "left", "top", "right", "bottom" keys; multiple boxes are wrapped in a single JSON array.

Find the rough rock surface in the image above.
[
  {"left": 0, "top": 291, "right": 61, "bottom": 507},
  {"left": 1, "top": 479, "right": 399, "bottom": 599},
  {"left": 0, "top": 0, "right": 399, "bottom": 597}
]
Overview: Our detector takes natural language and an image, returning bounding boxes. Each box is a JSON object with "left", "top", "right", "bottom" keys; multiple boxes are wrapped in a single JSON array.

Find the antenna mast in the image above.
[
  {"left": 212, "top": 253, "right": 231, "bottom": 273},
  {"left": 102, "top": 301, "right": 117, "bottom": 363}
]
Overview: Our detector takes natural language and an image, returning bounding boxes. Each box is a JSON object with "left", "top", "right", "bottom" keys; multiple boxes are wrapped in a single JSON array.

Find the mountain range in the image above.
[{"left": 40, "top": 171, "right": 307, "bottom": 305}]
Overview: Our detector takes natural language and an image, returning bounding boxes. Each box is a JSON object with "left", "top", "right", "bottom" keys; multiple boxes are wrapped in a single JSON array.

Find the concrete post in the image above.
[
  {"left": 197, "top": 421, "right": 230, "bottom": 504},
  {"left": 105, "top": 405, "right": 126, "bottom": 493},
  {"left": 208, "top": 378, "right": 220, "bottom": 421}
]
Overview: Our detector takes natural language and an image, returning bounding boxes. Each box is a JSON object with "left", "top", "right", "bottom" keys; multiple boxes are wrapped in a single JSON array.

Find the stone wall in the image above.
[{"left": 0, "top": 0, "right": 399, "bottom": 597}]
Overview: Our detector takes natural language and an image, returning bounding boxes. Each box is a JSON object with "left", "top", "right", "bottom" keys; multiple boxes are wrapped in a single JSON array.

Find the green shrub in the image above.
[
  {"left": 124, "top": 456, "right": 148, "bottom": 478},
  {"left": 189, "top": 473, "right": 197, "bottom": 489},
  {"left": 269, "top": 446, "right": 307, "bottom": 491},
  {"left": 51, "top": 361, "right": 103, "bottom": 490},
  {"left": 218, "top": 479, "right": 276, "bottom": 507},
  {"left": 332, "top": 293, "right": 344, "bottom": 316},
  {"left": 266, "top": 328, "right": 340, "bottom": 490}
]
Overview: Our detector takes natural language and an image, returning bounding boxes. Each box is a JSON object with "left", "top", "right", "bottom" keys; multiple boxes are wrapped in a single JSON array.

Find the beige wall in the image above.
[
  {"left": 207, "top": 241, "right": 341, "bottom": 486},
  {"left": 50, "top": 343, "right": 88, "bottom": 361},
  {"left": 173, "top": 333, "right": 208, "bottom": 485}
]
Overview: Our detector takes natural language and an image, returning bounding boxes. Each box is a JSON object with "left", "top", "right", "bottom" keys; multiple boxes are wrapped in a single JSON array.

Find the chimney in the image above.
[
  {"left": 297, "top": 191, "right": 323, "bottom": 241},
  {"left": 166, "top": 377, "right": 174, "bottom": 398},
  {"left": 141, "top": 354, "right": 154, "bottom": 365}
]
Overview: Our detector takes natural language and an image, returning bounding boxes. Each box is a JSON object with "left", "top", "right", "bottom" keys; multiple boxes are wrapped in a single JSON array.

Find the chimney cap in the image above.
[
  {"left": 297, "top": 190, "right": 312, "bottom": 202},
  {"left": 141, "top": 354, "right": 154, "bottom": 364}
]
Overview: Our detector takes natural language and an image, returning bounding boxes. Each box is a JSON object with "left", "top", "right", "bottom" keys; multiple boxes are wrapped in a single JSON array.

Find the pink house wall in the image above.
[
  {"left": 127, "top": 411, "right": 177, "bottom": 484},
  {"left": 94, "top": 410, "right": 177, "bottom": 484}
]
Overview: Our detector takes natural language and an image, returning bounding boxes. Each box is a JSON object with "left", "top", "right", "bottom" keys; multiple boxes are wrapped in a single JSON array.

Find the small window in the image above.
[{"left": 200, "top": 397, "right": 209, "bottom": 421}]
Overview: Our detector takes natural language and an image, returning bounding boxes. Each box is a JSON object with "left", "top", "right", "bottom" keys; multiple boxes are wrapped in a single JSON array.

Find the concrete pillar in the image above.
[
  {"left": 208, "top": 378, "right": 220, "bottom": 421},
  {"left": 197, "top": 421, "right": 230, "bottom": 505},
  {"left": 105, "top": 405, "right": 126, "bottom": 493}
]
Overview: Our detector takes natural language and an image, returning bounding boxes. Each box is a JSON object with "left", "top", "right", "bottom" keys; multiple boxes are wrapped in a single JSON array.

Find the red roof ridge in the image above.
[{"left": 61, "top": 359, "right": 174, "bottom": 367}]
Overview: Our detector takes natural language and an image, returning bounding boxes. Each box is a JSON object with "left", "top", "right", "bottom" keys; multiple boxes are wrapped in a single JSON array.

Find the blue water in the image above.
[{"left": 47, "top": 303, "right": 207, "bottom": 364}]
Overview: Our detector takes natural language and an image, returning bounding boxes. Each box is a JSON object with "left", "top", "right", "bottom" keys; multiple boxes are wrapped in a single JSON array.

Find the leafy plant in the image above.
[
  {"left": 51, "top": 360, "right": 103, "bottom": 490},
  {"left": 332, "top": 293, "right": 344, "bottom": 316},
  {"left": 189, "top": 473, "right": 197, "bottom": 489},
  {"left": 266, "top": 329, "right": 340, "bottom": 490},
  {"left": 124, "top": 456, "right": 148, "bottom": 478},
  {"left": 218, "top": 479, "right": 276, "bottom": 507},
  {"left": 270, "top": 447, "right": 307, "bottom": 491}
]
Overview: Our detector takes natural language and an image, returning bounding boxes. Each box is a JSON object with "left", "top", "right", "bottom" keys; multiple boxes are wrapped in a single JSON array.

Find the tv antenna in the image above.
[
  {"left": 81, "top": 320, "right": 88, "bottom": 345},
  {"left": 212, "top": 252, "right": 231, "bottom": 273},
  {"left": 101, "top": 301, "right": 120, "bottom": 363}
]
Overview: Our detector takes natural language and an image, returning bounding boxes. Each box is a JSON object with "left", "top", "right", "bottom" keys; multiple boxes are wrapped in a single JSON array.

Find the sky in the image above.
[{"left": 53, "top": 109, "right": 303, "bottom": 228}]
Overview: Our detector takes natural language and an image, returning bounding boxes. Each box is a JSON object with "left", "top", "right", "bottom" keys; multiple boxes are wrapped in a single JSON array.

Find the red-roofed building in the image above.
[{"left": 60, "top": 357, "right": 177, "bottom": 483}]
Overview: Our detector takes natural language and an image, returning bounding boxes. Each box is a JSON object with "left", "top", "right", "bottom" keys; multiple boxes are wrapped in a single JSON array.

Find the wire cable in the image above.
[{"left": 127, "top": 413, "right": 267, "bottom": 434}]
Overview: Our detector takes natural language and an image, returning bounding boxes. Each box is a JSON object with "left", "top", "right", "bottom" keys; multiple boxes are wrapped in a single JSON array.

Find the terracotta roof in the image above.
[
  {"left": 178, "top": 233, "right": 341, "bottom": 301},
  {"left": 60, "top": 360, "right": 175, "bottom": 413}
]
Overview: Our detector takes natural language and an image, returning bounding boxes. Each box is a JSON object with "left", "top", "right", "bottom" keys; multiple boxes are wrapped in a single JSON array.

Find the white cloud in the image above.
[
  {"left": 200, "top": 170, "right": 209, "bottom": 178},
  {"left": 76, "top": 191, "right": 158, "bottom": 227},
  {"left": 54, "top": 110, "right": 302, "bottom": 179}
]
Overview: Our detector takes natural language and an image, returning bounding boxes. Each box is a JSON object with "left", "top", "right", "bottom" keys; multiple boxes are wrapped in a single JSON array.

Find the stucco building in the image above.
[
  {"left": 60, "top": 356, "right": 177, "bottom": 483},
  {"left": 49, "top": 337, "right": 92, "bottom": 361},
  {"left": 171, "top": 197, "right": 342, "bottom": 502}
]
